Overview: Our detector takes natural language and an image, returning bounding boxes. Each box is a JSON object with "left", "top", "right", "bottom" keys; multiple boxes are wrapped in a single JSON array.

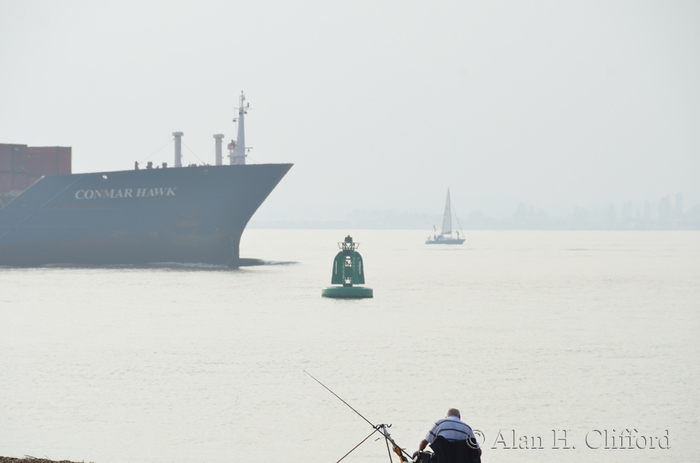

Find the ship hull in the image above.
[{"left": 0, "top": 164, "right": 292, "bottom": 266}]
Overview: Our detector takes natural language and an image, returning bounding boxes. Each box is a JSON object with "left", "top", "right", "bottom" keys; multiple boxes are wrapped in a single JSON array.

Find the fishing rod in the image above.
[{"left": 304, "top": 370, "right": 413, "bottom": 463}]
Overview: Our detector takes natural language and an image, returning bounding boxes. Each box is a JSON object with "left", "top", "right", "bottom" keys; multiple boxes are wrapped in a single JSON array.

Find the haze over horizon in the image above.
[{"left": 1, "top": 1, "right": 698, "bottom": 222}]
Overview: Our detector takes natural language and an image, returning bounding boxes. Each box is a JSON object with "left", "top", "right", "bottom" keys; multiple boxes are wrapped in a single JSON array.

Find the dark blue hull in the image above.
[{"left": 0, "top": 164, "right": 292, "bottom": 266}]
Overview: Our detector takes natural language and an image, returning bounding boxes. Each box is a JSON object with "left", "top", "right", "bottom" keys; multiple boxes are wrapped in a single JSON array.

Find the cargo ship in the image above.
[{"left": 0, "top": 93, "right": 292, "bottom": 267}]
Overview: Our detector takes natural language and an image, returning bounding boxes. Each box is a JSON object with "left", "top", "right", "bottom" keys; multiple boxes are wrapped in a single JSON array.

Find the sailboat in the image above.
[{"left": 425, "top": 188, "right": 465, "bottom": 245}]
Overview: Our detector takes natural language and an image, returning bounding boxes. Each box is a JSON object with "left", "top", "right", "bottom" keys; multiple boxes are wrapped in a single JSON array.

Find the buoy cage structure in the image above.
[{"left": 322, "top": 235, "right": 373, "bottom": 299}]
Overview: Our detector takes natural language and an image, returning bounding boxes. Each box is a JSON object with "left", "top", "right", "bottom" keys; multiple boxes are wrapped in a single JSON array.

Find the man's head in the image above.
[{"left": 446, "top": 408, "right": 461, "bottom": 418}]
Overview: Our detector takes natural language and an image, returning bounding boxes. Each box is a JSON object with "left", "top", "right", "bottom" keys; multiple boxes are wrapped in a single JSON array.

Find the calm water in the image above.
[{"left": 1, "top": 230, "right": 698, "bottom": 463}]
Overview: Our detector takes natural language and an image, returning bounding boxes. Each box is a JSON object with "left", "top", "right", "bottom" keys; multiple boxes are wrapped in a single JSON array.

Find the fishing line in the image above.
[
  {"left": 384, "top": 432, "right": 395, "bottom": 463},
  {"left": 336, "top": 428, "right": 380, "bottom": 463},
  {"left": 303, "top": 370, "right": 376, "bottom": 428}
]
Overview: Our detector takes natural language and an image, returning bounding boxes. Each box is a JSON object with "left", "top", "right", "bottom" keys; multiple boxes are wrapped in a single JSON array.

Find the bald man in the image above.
[{"left": 418, "top": 408, "right": 481, "bottom": 457}]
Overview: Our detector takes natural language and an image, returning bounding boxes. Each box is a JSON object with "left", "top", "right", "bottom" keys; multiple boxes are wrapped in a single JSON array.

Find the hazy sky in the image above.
[{"left": 1, "top": 1, "right": 698, "bottom": 221}]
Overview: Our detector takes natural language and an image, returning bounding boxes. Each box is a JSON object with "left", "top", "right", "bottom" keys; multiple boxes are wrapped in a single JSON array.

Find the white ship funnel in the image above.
[
  {"left": 214, "top": 134, "right": 224, "bottom": 166},
  {"left": 173, "top": 132, "right": 184, "bottom": 167}
]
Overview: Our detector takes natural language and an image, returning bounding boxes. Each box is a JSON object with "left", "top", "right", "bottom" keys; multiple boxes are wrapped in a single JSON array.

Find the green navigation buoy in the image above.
[{"left": 321, "top": 235, "right": 373, "bottom": 299}]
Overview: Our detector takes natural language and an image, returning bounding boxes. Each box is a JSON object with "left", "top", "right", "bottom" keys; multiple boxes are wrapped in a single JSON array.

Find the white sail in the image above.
[{"left": 441, "top": 188, "right": 452, "bottom": 235}]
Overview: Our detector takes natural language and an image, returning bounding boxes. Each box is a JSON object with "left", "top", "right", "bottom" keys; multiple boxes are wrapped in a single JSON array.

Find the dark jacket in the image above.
[{"left": 430, "top": 435, "right": 481, "bottom": 463}]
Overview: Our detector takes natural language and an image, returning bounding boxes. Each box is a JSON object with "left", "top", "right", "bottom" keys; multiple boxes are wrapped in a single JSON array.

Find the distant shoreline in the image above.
[
  {"left": 248, "top": 221, "right": 700, "bottom": 230},
  {"left": 249, "top": 200, "right": 700, "bottom": 230}
]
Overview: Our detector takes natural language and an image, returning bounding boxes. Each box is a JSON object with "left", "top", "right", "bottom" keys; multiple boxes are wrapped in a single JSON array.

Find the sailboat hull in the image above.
[{"left": 425, "top": 235, "right": 465, "bottom": 245}]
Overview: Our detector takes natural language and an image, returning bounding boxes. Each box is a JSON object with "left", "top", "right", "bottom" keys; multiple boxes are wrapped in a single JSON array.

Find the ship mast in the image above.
[{"left": 229, "top": 91, "right": 249, "bottom": 165}]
